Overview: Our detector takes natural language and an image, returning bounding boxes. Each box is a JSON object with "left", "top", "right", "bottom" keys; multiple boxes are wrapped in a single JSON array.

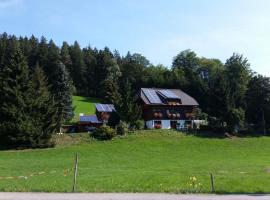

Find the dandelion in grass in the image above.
[{"left": 185, "top": 176, "right": 203, "bottom": 193}]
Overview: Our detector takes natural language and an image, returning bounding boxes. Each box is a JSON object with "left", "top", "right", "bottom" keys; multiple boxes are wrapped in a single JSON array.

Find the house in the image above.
[
  {"left": 78, "top": 115, "right": 102, "bottom": 131},
  {"left": 95, "top": 103, "right": 116, "bottom": 123},
  {"left": 76, "top": 103, "right": 115, "bottom": 132},
  {"left": 139, "top": 88, "right": 199, "bottom": 130}
]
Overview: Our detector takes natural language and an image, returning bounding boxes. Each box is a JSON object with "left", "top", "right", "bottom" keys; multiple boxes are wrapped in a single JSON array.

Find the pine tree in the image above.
[
  {"left": 0, "top": 38, "right": 33, "bottom": 148},
  {"left": 69, "top": 41, "right": 86, "bottom": 94},
  {"left": 46, "top": 40, "right": 74, "bottom": 126},
  {"left": 103, "top": 59, "right": 122, "bottom": 104},
  {"left": 116, "top": 79, "right": 141, "bottom": 124},
  {"left": 60, "top": 42, "right": 72, "bottom": 73},
  {"left": 26, "top": 65, "right": 58, "bottom": 147},
  {"left": 83, "top": 47, "right": 97, "bottom": 96},
  {"left": 53, "top": 62, "right": 74, "bottom": 126}
]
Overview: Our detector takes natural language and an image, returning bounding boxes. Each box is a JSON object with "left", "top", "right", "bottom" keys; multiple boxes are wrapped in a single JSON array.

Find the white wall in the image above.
[
  {"left": 145, "top": 119, "right": 191, "bottom": 129},
  {"left": 145, "top": 120, "right": 154, "bottom": 129},
  {"left": 161, "top": 120, "right": 171, "bottom": 129}
]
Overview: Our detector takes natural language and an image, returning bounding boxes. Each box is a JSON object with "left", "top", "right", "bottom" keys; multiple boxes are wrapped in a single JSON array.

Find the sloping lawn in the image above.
[
  {"left": 71, "top": 96, "right": 101, "bottom": 122},
  {"left": 0, "top": 130, "right": 270, "bottom": 193}
]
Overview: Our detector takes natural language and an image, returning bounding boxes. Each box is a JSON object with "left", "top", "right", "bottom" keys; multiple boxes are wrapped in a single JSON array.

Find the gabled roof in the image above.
[
  {"left": 140, "top": 88, "right": 199, "bottom": 106},
  {"left": 95, "top": 103, "right": 115, "bottom": 112},
  {"left": 79, "top": 115, "right": 102, "bottom": 123}
]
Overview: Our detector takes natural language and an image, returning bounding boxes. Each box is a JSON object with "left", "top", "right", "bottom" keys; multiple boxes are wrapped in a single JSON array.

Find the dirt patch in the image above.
[{"left": 265, "top": 167, "right": 270, "bottom": 173}]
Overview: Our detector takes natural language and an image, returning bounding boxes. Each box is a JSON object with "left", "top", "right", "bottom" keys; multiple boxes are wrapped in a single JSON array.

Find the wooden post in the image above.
[
  {"left": 210, "top": 173, "right": 215, "bottom": 193},
  {"left": 262, "top": 110, "right": 266, "bottom": 135},
  {"left": 72, "top": 153, "right": 78, "bottom": 192}
]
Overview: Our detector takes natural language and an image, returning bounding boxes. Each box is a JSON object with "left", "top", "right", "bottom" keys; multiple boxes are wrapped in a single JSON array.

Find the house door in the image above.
[{"left": 170, "top": 120, "right": 177, "bottom": 129}]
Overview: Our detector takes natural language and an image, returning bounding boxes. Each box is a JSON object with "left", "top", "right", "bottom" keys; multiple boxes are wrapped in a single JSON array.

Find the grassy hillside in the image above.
[
  {"left": 0, "top": 130, "right": 270, "bottom": 193},
  {"left": 72, "top": 96, "right": 101, "bottom": 120}
]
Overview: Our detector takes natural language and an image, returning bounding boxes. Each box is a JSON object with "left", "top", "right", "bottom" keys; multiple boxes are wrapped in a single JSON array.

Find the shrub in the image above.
[
  {"left": 91, "top": 125, "right": 115, "bottom": 140},
  {"left": 116, "top": 121, "right": 129, "bottom": 135},
  {"left": 132, "top": 120, "right": 145, "bottom": 130},
  {"left": 108, "top": 111, "right": 120, "bottom": 127}
]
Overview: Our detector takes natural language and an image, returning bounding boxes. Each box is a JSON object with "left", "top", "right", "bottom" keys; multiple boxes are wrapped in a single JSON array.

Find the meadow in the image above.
[
  {"left": 0, "top": 130, "right": 270, "bottom": 193},
  {"left": 71, "top": 96, "right": 101, "bottom": 122}
]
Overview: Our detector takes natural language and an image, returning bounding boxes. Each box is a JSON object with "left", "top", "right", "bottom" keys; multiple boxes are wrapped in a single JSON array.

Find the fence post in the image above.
[
  {"left": 210, "top": 173, "right": 215, "bottom": 193},
  {"left": 72, "top": 153, "right": 79, "bottom": 192}
]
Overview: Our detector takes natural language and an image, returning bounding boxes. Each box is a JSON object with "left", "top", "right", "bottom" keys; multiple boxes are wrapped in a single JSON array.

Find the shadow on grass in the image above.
[
  {"left": 77, "top": 97, "right": 101, "bottom": 104},
  {"left": 188, "top": 130, "right": 270, "bottom": 139},
  {"left": 215, "top": 191, "right": 270, "bottom": 195},
  {"left": 187, "top": 131, "right": 227, "bottom": 139}
]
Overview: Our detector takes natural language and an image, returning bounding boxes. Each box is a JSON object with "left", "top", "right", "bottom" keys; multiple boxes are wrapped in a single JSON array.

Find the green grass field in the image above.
[
  {"left": 0, "top": 130, "right": 270, "bottom": 193},
  {"left": 71, "top": 96, "right": 101, "bottom": 122}
]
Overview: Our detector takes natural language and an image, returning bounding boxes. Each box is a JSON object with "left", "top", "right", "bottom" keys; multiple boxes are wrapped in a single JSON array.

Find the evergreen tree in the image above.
[
  {"left": 0, "top": 38, "right": 56, "bottom": 148},
  {"left": 26, "top": 65, "right": 58, "bottom": 147},
  {"left": 103, "top": 59, "right": 122, "bottom": 103},
  {"left": 69, "top": 41, "right": 86, "bottom": 94},
  {"left": 95, "top": 47, "right": 115, "bottom": 97},
  {"left": 45, "top": 40, "right": 74, "bottom": 126},
  {"left": 37, "top": 36, "right": 48, "bottom": 67},
  {"left": 83, "top": 47, "right": 98, "bottom": 96},
  {"left": 53, "top": 62, "right": 74, "bottom": 126},
  {"left": 60, "top": 42, "right": 72, "bottom": 73},
  {"left": 0, "top": 38, "right": 30, "bottom": 147},
  {"left": 116, "top": 79, "right": 141, "bottom": 124}
]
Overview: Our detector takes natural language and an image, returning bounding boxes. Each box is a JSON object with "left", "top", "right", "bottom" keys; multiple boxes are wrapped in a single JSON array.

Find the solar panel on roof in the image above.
[
  {"left": 80, "top": 115, "right": 101, "bottom": 123},
  {"left": 158, "top": 89, "right": 179, "bottom": 99},
  {"left": 95, "top": 104, "right": 115, "bottom": 112},
  {"left": 95, "top": 104, "right": 104, "bottom": 112},
  {"left": 143, "top": 89, "right": 162, "bottom": 104}
]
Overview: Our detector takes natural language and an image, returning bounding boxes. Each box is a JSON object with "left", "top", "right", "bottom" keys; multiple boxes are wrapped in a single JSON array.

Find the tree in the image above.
[
  {"left": 172, "top": 50, "right": 205, "bottom": 111},
  {"left": 246, "top": 75, "right": 270, "bottom": 134},
  {"left": 116, "top": 79, "right": 141, "bottom": 124},
  {"left": 0, "top": 38, "right": 57, "bottom": 148},
  {"left": 83, "top": 47, "right": 98, "bottom": 96},
  {"left": 129, "top": 53, "right": 150, "bottom": 67},
  {"left": 103, "top": 59, "right": 122, "bottom": 103},
  {"left": 37, "top": 36, "right": 48, "bottom": 68},
  {"left": 60, "top": 41, "right": 72, "bottom": 73},
  {"left": 26, "top": 65, "right": 58, "bottom": 147},
  {"left": 120, "top": 52, "right": 148, "bottom": 91},
  {"left": 0, "top": 38, "right": 32, "bottom": 147},
  {"left": 53, "top": 62, "right": 74, "bottom": 126},
  {"left": 69, "top": 41, "right": 86, "bottom": 94},
  {"left": 172, "top": 49, "right": 199, "bottom": 71},
  {"left": 45, "top": 40, "right": 74, "bottom": 126},
  {"left": 198, "top": 58, "right": 224, "bottom": 114},
  {"left": 224, "top": 53, "right": 251, "bottom": 132}
]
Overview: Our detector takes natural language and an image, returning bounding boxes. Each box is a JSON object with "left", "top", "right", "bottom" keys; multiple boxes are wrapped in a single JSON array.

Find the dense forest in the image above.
[{"left": 0, "top": 32, "right": 270, "bottom": 148}]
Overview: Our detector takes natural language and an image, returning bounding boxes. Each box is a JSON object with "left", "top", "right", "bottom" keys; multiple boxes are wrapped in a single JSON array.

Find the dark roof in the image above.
[
  {"left": 140, "top": 88, "right": 199, "bottom": 106},
  {"left": 79, "top": 115, "right": 102, "bottom": 123},
  {"left": 95, "top": 104, "right": 115, "bottom": 112}
]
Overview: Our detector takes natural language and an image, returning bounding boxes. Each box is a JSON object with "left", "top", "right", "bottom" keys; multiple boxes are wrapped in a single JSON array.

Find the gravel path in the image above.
[{"left": 0, "top": 193, "right": 269, "bottom": 200}]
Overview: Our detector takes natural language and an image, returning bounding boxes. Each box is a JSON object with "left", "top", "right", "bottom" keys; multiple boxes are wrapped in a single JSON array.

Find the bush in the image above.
[
  {"left": 132, "top": 120, "right": 145, "bottom": 130},
  {"left": 116, "top": 121, "right": 129, "bottom": 135},
  {"left": 91, "top": 125, "right": 115, "bottom": 140},
  {"left": 108, "top": 111, "right": 120, "bottom": 127}
]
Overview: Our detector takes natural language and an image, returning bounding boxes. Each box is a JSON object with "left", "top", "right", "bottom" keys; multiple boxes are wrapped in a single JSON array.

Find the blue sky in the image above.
[{"left": 0, "top": 0, "right": 270, "bottom": 76}]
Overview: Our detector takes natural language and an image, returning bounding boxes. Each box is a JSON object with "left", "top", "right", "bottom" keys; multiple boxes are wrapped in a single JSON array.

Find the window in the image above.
[
  {"left": 170, "top": 120, "right": 177, "bottom": 129},
  {"left": 154, "top": 120, "right": 162, "bottom": 129}
]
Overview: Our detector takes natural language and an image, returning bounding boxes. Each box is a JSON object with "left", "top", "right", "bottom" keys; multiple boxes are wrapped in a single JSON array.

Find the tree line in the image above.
[{"left": 0, "top": 32, "right": 269, "bottom": 148}]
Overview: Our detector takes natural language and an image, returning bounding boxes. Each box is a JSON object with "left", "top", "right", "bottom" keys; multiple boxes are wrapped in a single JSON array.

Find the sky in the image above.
[{"left": 0, "top": 0, "right": 270, "bottom": 76}]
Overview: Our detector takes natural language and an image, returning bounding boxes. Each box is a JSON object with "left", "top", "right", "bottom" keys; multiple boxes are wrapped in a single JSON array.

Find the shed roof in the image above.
[{"left": 79, "top": 115, "right": 102, "bottom": 123}]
